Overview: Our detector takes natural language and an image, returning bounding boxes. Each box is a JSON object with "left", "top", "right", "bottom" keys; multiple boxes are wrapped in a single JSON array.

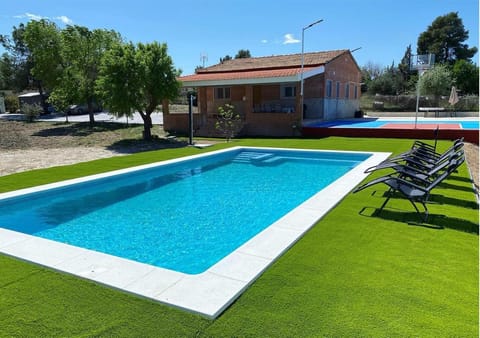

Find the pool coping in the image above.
[{"left": 0, "top": 146, "right": 391, "bottom": 319}]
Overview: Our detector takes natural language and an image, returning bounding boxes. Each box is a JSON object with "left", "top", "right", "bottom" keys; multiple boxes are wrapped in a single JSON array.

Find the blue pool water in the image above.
[
  {"left": 0, "top": 148, "right": 370, "bottom": 274},
  {"left": 309, "top": 119, "right": 479, "bottom": 129}
]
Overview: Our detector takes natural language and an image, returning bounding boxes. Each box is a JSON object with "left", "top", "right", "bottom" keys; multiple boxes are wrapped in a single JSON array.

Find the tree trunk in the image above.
[
  {"left": 36, "top": 81, "right": 48, "bottom": 113},
  {"left": 139, "top": 112, "right": 153, "bottom": 140},
  {"left": 162, "top": 99, "right": 169, "bottom": 115},
  {"left": 88, "top": 101, "right": 95, "bottom": 126}
]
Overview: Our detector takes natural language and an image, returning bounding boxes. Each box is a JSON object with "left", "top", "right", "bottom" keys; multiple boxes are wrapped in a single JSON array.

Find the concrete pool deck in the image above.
[{"left": 0, "top": 147, "right": 390, "bottom": 318}]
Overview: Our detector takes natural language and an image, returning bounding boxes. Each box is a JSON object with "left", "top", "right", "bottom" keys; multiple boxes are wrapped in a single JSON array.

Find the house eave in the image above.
[{"left": 181, "top": 66, "right": 325, "bottom": 87}]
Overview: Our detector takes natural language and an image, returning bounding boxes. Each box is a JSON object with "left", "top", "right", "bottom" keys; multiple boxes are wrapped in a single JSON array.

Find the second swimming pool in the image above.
[{"left": 307, "top": 118, "right": 479, "bottom": 129}]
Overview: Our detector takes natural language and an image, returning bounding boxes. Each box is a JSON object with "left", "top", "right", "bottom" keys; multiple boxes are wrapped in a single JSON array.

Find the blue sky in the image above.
[{"left": 1, "top": 0, "right": 478, "bottom": 75}]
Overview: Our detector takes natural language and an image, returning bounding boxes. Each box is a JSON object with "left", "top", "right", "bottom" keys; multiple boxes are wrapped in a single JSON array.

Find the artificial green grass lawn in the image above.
[{"left": 0, "top": 137, "right": 478, "bottom": 337}]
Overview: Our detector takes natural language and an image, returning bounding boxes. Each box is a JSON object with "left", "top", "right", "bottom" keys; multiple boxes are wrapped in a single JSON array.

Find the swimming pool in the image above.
[{"left": 0, "top": 146, "right": 391, "bottom": 318}]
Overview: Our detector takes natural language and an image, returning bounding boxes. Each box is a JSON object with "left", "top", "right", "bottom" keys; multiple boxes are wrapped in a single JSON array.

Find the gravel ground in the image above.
[
  {"left": 463, "top": 143, "right": 479, "bottom": 194},
  {"left": 0, "top": 119, "right": 186, "bottom": 176},
  {"left": 0, "top": 147, "right": 126, "bottom": 176}
]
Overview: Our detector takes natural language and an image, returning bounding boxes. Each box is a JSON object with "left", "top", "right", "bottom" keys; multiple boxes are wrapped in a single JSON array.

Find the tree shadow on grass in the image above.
[
  {"left": 33, "top": 122, "right": 129, "bottom": 137},
  {"left": 106, "top": 138, "right": 189, "bottom": 154},
  {"left": 359, "top": 206, "right": 479, "bottom": 234}
]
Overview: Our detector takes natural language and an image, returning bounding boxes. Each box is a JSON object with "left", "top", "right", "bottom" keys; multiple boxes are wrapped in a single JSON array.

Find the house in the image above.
[{"left": 165, "top": 49, "right": 362, "bottom": 137}]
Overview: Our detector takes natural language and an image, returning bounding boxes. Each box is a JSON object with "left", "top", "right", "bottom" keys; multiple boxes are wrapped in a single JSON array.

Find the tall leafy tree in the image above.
[
  {"left": 24, "top": 22, "right": 121, "bottom": 121},
  {"left": 419, "top": 64, "right": 452, "bottom": 105},
  {"left": 97, "top": 41, "right": 181, "bottom": 139},
  {"left": 220, "top": 49, "right": 251, "bottom": 63},
  {"left": 235, "top": 49, "right": 251, "bottom": 58},
  {"left": 96, "top": 42, "right": 140, "bottom": 120},
  {"left": 367, "top": 64, "right": 404, "bottom": 95},
  {"left": 0, "top": 24, "right": 32, "bottom": 92},
  {"left": 417, "top": 12, "right": 477, "bottom": 64},
  {"left": 0, "top": 54, "right": 16, "bottom": 89},
  {"left": 398, "top": 44, "right": 415, "bottom": 93},
  {"left": 220, "top": 55, "right": 232, "bottom": 63},
  {"left": 61, "top": 25, "right": 122, "bottom": 125},
  {"left": 24, "top": 20, "right": 63, "bottom": 92},
  {"left": 452, "top": 59, "right": 479, "bottom": 95}
]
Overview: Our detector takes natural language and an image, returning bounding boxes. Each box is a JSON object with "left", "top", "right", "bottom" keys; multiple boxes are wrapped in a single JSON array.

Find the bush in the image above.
[
  {"left": 454, "top": 95, "right": 479, "bottom": 111},
  {"left": 215, "top": 103, "right": 243, "bottom": 142},
  {"left": 4, "top": 94, "right": 19, "bottom": 113},
  {"left": 21, "top": 103, "right": 42, "bottom": 122}
]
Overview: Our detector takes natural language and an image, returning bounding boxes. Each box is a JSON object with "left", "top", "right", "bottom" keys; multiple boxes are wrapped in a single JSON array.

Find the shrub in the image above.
[
  {"left": 215, "top": 103, "right": 243, "bottom": 142},
  {"left": 4, "top": 94, "right": 19, "bottom": 113},
  {"left": 21, "top": 103, "right": 42, "bottom": 122}
]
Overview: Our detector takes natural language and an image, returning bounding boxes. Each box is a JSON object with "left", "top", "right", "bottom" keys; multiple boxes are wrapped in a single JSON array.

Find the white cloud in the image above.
[
  {"left": 261, "top": 39, "right": 268, "bottom": 44},
  {"left": 283, "top": 33, "right": 300, "bottom": 45},
  {"left": 14, "top": 12, "right": 45, "bottom": 21},
  {"left": 13, "top": 13, "right": 73, "bottom": 25},
  {"left": 55, "top": 15, "right": 73, "bottom": 25}
]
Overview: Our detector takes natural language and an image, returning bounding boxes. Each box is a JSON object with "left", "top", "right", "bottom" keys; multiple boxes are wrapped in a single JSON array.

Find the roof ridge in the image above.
[
  {"left": 196, "top": 49, "right": 349, "bottom": 74},
  {"left": 250, "top": 49, "right": 349, "bottom": 59}
]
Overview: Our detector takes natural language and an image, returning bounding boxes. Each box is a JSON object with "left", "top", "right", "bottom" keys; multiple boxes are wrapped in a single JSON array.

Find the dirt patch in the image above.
[
  {"left": 0, "top": 147, "right": 126, "bottom": 176},
  {"left": 0, "top": 119, "right": 190, "bottom": 176}
]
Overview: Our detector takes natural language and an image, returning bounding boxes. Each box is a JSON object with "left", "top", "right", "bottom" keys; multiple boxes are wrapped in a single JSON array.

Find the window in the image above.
[
  {"left": 281, "top": 84, "right": 296, "bottom": 98},
  {"left": 345, "top": 83, "right": 350, "bottom": 99},
  {"left": 215, "top": 87, "right": 231, "bottom": 100},
  {"left": 336, "top": 82, "right": 340, "bottom": 98},
  {"left": 326, "top": 80, "right": 332, "bottom": 98},
  {"left": 354, "top": 85, "right": 358, "bottom": 99}
]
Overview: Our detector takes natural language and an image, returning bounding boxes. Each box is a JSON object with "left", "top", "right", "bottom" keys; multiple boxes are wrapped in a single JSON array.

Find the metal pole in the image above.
[
  {"left": 415, "top": 76, "right": 420, "bottom": 129},
  {"left": 300, "top": 19, "right": 323, "bottom": 120},
  {"left": 188, "top": 94, "right": 194, "bottom": 145},
  {"left": 414, "top": 68, "right": 423, "bottom": 129},
  {"left": 300, "top": 28, "right": 305, "bottom": 118}
]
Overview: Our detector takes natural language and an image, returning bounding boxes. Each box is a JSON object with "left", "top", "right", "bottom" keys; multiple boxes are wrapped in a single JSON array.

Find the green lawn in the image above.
[{"left": 0, "top": 137, "right": 478, "bottom": 337}]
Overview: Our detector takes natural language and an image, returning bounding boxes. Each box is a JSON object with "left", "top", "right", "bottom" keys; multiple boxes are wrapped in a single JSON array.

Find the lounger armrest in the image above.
[{"left": 353, "top": 174, "right": 396, "bottom": 193}]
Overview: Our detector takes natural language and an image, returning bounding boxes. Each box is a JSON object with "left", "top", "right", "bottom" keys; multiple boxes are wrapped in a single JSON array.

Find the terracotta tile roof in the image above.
[
  {"left": 195, "top": 49, "right": 348, "bottom": 74},
  {"left": 180, "top": 66, "right": 318, "bottom": 82},
  {"left": 179, "top": 49, "right": 350, "bottom": 85}
]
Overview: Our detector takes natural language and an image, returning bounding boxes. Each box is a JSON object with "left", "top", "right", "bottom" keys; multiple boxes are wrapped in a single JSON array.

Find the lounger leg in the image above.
[
  {"left": 408, "top": 199, "right": 429, "bottom": 222},
  {"left": 420, "top": 202, "right": 429, "bottom": 222},
  {"left": 378, "top": 189, "right": 393, "bottom": 213}
]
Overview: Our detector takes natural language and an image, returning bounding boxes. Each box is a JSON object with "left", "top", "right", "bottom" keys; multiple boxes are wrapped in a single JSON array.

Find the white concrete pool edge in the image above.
[{"left": 0, "top": 147, "right": 391, "bottom": 319}]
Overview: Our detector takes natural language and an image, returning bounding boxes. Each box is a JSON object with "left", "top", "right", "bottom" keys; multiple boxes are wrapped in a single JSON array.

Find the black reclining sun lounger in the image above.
[
  {"left": 371, "top": 150, "right": 465, "bottom": 186},
  {"left": 353, "top": 154, "right": 464, "bottom": 222},
  {"left": 364, "top": 138, "right": 464, "bottom": 174}
]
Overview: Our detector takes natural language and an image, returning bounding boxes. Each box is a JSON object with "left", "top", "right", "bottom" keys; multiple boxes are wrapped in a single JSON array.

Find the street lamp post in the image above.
[{"left": 300, "top": 19, "right": 323, "bottom": 120}]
